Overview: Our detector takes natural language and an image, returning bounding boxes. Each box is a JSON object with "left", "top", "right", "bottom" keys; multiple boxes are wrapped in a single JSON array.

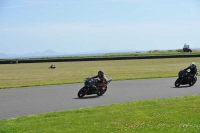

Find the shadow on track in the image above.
[
  {"left": 73, "top": 95, "right": 100, "bottom": 99},
  {"left": 171, "top": 85, "right": 191, "bottom": 88}
]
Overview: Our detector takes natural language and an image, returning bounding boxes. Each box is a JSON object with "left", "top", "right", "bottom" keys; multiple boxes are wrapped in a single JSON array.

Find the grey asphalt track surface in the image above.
[{"left": 0, "top": 77, "right": 200, "bottom": 119}]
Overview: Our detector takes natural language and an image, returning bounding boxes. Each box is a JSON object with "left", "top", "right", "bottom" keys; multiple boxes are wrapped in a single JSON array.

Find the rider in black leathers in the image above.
[{"left": 184, "top": 62, "right": 197, "bottom": 79}]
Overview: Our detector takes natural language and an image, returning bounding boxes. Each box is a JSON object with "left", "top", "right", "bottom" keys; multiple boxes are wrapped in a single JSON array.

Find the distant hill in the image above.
[
  {"left": 0, "top": 48, "right": 199, "bottom": 59},
  {"left": 0, "top": 53, "right": 7, "bottom": 57},
  {"left": 0, "top": 49, "right": 136, "bottom": 59},
  {"left": 0, "top": 50, "right": 66, "bottom": 59},
  {"left": 22, "top": 50, "right": 61, "bottom": 57},
  {"left": 193, "top": 48, "right": 200, "bottom": 50}
]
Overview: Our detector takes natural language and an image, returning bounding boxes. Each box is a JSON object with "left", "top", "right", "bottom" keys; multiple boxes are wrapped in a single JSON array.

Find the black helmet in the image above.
[
  {"left": 98, "top": 70, "right": 104, "bottom": 77},
  {"left": 190, "top": 62, "right": 196, "bottom": 68}
]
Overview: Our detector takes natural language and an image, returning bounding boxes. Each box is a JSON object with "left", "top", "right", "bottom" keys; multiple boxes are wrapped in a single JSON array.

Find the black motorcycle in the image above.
[
  {"left": 77, "top": 77, "right": 112, "bottom": 98},
  {"left": 174, "top": 69, "right": 199, "bottom": 87}
]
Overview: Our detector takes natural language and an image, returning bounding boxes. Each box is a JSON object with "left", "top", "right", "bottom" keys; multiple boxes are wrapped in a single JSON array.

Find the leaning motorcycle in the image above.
[
  {"left": 77, "top": 77, "right": 112, "bottom": 98},
  {"left": 174, "top": 69, "right": 199, "bottom": 87}
]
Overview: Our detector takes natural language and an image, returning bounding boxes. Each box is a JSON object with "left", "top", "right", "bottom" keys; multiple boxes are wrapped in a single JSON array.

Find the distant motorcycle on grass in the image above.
[
  {"left": 48, "top": 64, "right": 56, "bottom": 69},
  {"left": 174, "top": 69, "right": 199, "bottom": 87},
  {"left": 77, "top": 77, "right": 112, "bottom": 98}
]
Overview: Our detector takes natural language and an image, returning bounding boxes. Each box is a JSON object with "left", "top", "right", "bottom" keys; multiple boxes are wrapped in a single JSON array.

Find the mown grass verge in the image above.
[{"left": 0, "top": 95, "right": 200, "bottom": 133}]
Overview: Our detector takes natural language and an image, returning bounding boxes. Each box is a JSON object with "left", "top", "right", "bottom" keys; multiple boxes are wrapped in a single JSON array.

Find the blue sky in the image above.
[{"left": 0, "top": 0, "right": 200, "bottom": 55}]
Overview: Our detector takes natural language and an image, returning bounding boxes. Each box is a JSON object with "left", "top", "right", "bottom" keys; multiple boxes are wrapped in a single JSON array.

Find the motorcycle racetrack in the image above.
[{"left": 0, "top": 77, "right": 200, "bottom": 119}]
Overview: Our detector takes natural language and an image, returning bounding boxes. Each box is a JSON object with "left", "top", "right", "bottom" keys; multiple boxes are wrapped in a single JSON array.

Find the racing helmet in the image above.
[
  {"left": 98, "top": 70, "right": 104, "bottom": 77},
  {"left": 190, "top": 62, "right": 196, "bottom": 68}
]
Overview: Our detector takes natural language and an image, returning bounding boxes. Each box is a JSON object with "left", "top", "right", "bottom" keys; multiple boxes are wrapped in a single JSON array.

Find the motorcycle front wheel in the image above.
[
  {"left": 189, "top": 77, "right": 197, "bottom": 86},
  {"left": 175, "top": 78, "right": 181, "bottom": 87},
  {"left": 97, "top": 90, "right": 103, "bottom": 96},
  {"left": 102, "top": 86, "right": 107, "bottom": 95},
  {"left": 78, "top": 87, "right": 86, "bottom": 98}
]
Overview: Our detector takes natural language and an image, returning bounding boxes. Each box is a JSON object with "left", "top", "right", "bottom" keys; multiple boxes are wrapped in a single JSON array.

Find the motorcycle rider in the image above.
[
  {"left": 184, "top": 62, "right": 197, "bottom": 79},
  {"left": 92, "top": 70, "right": 107, "bottom": 92}
]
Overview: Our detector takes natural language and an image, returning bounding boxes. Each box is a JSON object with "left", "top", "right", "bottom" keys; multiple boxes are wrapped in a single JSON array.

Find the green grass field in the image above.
[
  {"left": 0, "top": 57, "right": 199, "bottom": 89},
  {"left": 0, "top": 57, "right": 200, "bottom": 133}
]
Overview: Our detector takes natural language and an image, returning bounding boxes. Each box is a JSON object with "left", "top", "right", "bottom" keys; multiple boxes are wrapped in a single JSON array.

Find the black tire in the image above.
[
  {"left": 102, "top": 86, "right": 107, "bottom": 95},
  {"left": 78, "top": 87, "right": 86, "bottom": 98},
  {"left": 189, "top": 82, "right": 193, "bottom": 86},
  {"left": 97, "top": 90, "right": 103, "bottom": 96},
  {"left": 175, "top": 78, "right": 181, "bottom": 87}
]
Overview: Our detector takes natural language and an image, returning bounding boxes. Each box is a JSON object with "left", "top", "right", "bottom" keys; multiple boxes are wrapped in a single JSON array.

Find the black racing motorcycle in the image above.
[
  {"left": 174, "top": 69, "right": 199, "bottom": 87},
  {"left": 77, "top": 77, "right": 112, "bottom": 98}
]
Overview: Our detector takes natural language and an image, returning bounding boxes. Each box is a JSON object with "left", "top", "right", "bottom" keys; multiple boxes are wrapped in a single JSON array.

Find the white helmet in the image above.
[{"left": 190, "top": 62, "right": 196, "bottom": 68}]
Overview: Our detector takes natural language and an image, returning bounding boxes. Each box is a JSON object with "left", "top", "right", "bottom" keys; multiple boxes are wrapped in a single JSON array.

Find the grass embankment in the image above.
[
  {"left": 0, "top": 95, "right": 200, "bottom": 133},
  {"left": 102, "top": 50, "right": 200, "bottom": 57},
  {"left": 0, "top": 57, "right": 199, "bottom": 89}
]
